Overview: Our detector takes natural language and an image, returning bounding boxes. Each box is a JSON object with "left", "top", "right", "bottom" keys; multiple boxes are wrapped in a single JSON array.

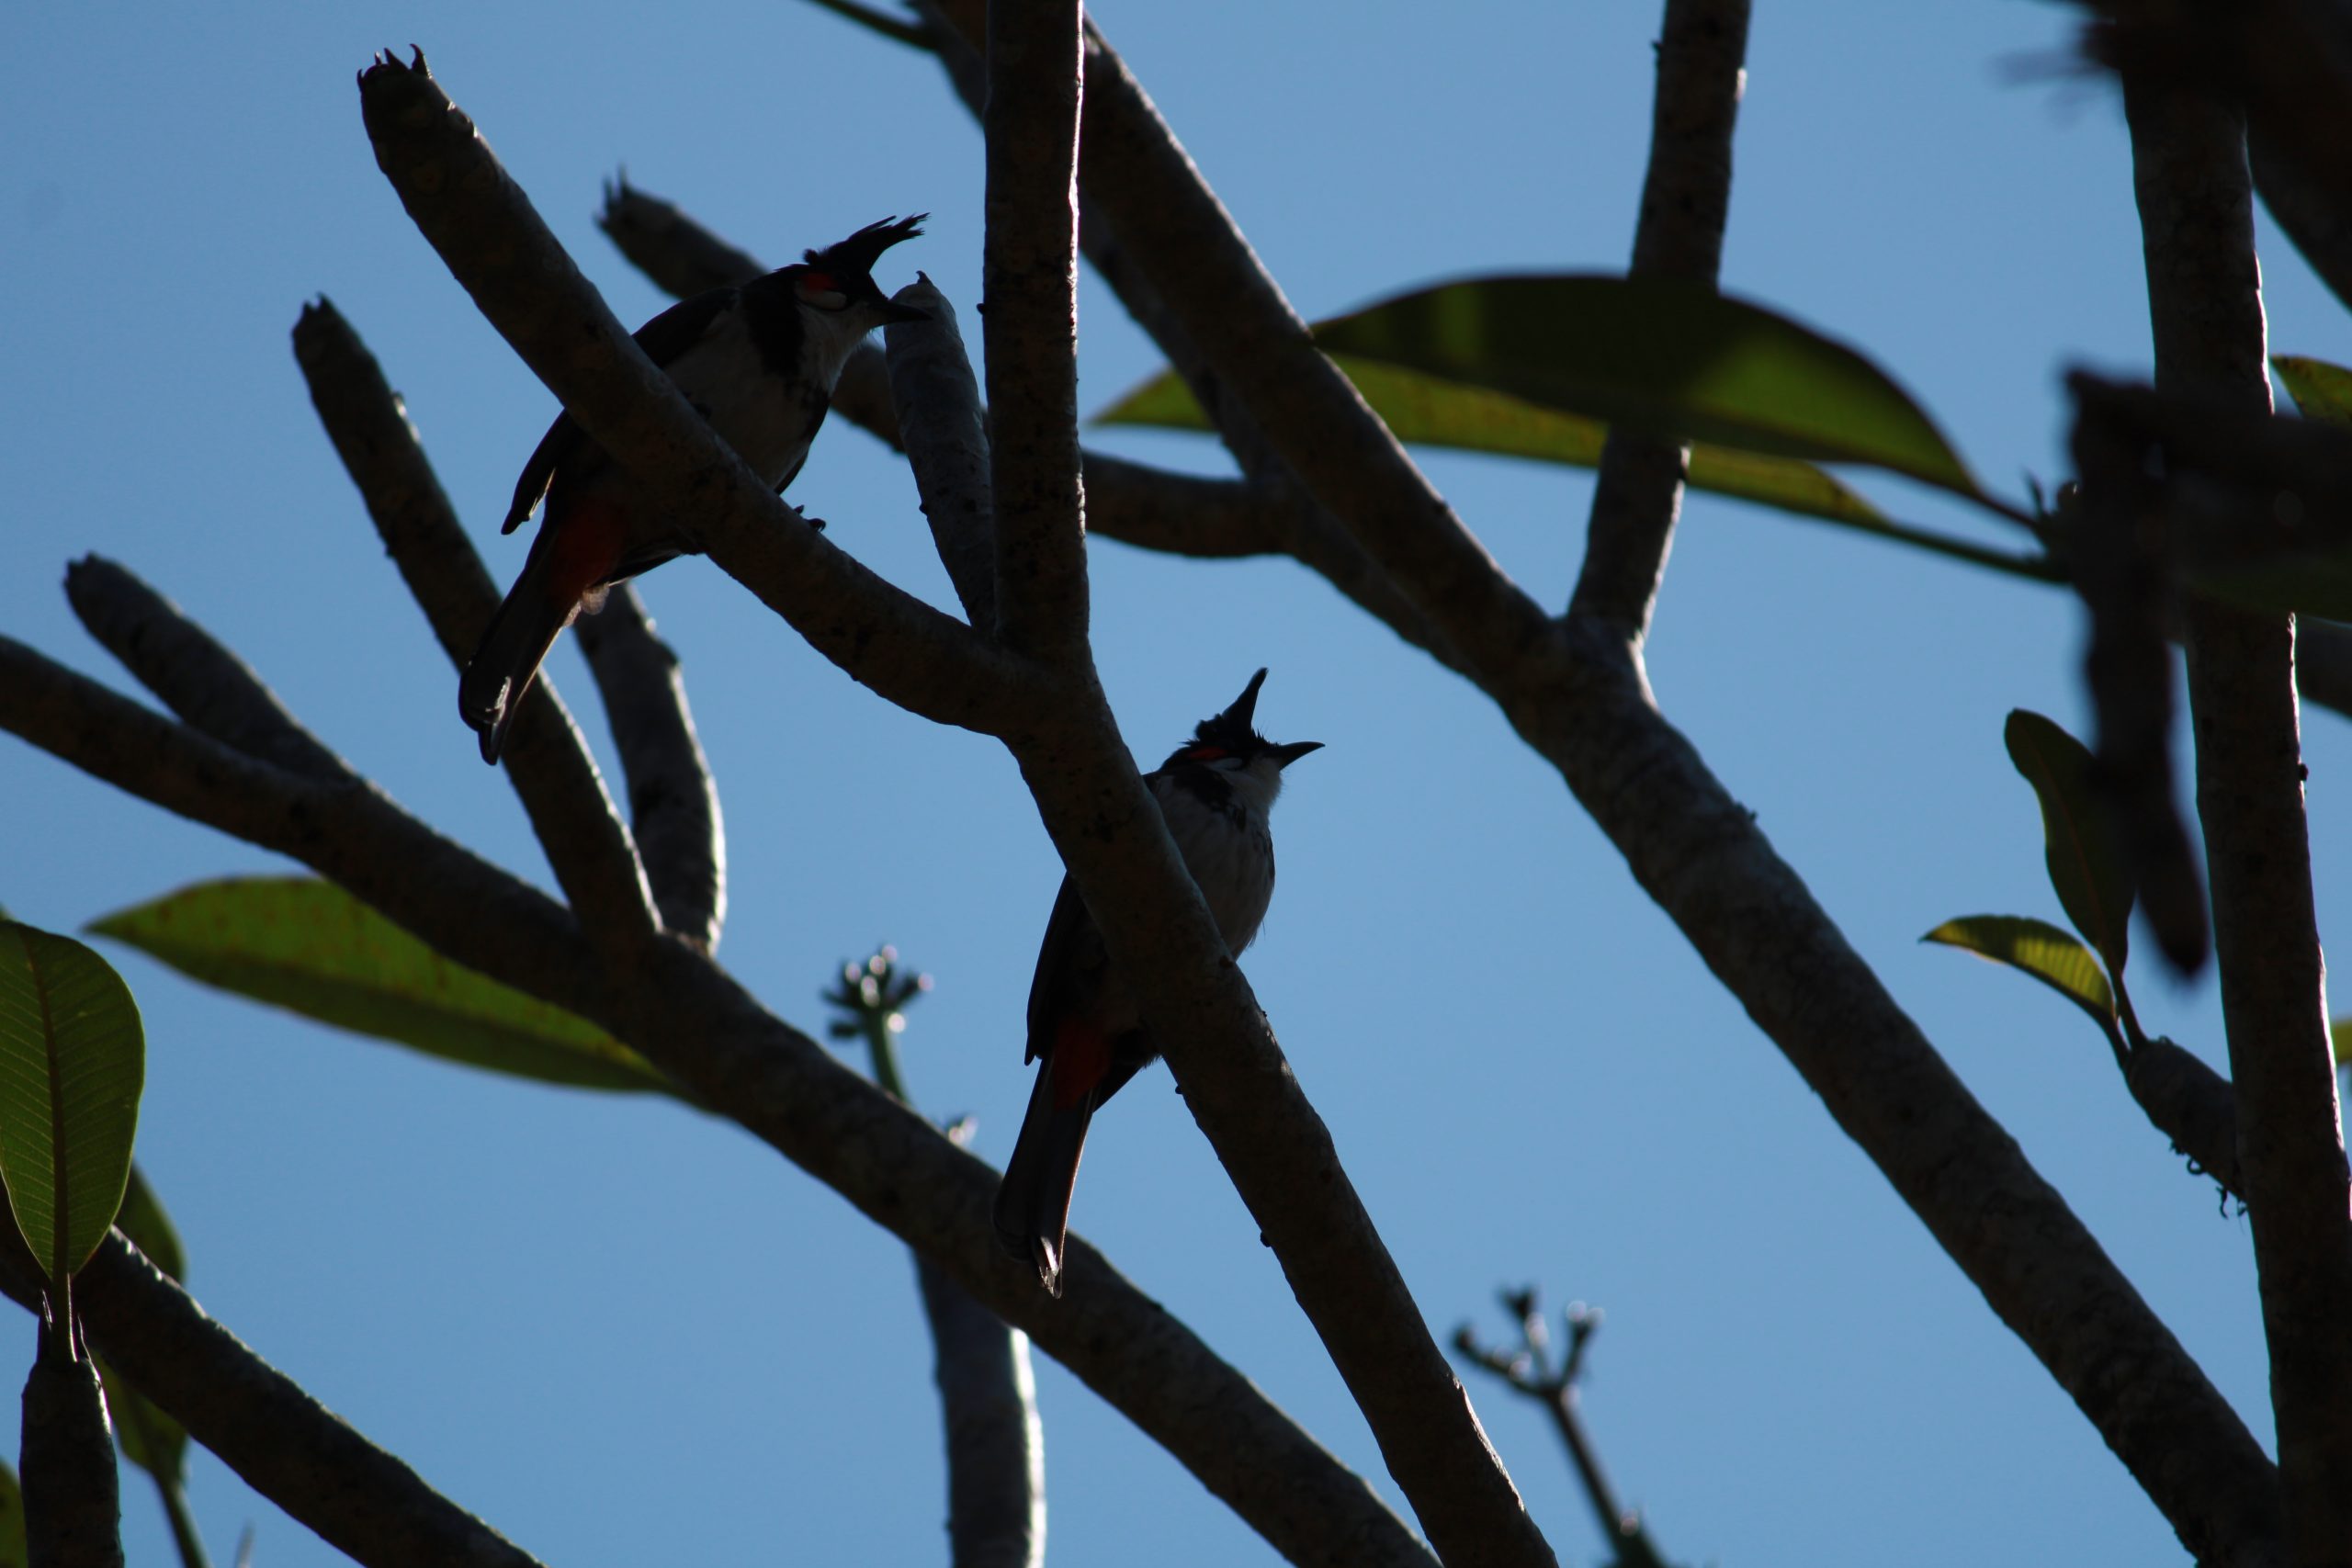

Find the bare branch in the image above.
[
  {"left": 356, "top": 51, "right": 1024, "bottom": 735},
  {"left": 63, "top": 556, "right": 352, "bottom": 784},
  {"left": 596, "top": 175, "right": 765, "bottom": 296},
  {"left": 884, "top": 277, "right": 998, "bottom": 626},
  {"left": 2122, "top": 67, "right": 2352, "bottom": 1559},
  {"left": 2086, "top": 0, "right": 2352, "bottom": 315},
  {"left": 915, "top": 0, "right": 1467, "bottom": 670},
  {"left": 291, "top": 296, "right": 662, "bottom": 946},
  {"left": 1057, "top": 28, "right": 1555, "bottom": 686},
  {"left": 919, "top": 1123, "right": 1046, "bottom": 1568},
  {"left": 1455, "top": 1296, "right": 1667, "bottom": 1568},
  {"left": 983, "top": 0, "right": 1089, "bottom": 658},
  {"left": 2128, "top": 1038, "right": 2246, "bottom": 1203},
  {"left": 0, "top": 1231, "right": 550, "bottom": 1568},
  {"left": 573, "top": 587, "right": 728, "bottom": 952},
  {"left": 1568, "top": 0, "right": 1750, "bottom": 635},
  {"left": 0, "top": 628, "right": 1436, "bottom": 1568}
]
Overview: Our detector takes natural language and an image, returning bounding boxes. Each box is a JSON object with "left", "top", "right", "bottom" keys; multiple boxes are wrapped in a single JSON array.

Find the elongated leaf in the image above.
[
  {"left": 89, "top": 878, "right": 671, "bottom": 1096},
  {"left": 2275, "top": 355, "right": 2352, "bottom": 426},
  {"left": 1308, "top": 274, "right": 1986, "bottom": 500},
  {"left": 1923, "top": 916, "right": 2117, "bottom": 1034},
  {"left": 0, "top": 923, "right": 145, "bottom": 1288},
  {"left": 2004, "top": 711, "right": 2135, "bottom": 977},
  {"left": 115, "top": 1163, "right": 184, "bottom": 1282},
  {"left": 1097, "top": 353, "right": 1892, "bottom": 533}
]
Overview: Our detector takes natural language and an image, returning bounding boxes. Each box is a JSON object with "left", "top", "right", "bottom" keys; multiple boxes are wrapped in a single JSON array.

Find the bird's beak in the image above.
[
  {"left": 881, "top": 299, "right": 933, "bottom": 324},
  {"left": 1269, "top": 740, "right": 1323, "bottom": 769}
]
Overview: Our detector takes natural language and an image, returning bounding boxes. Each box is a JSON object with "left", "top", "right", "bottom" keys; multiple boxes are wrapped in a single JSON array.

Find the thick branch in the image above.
[
  {"left": 1017, "top": 15, "right": 2286, "bottom": 1560},
  {"left": 0, "top": 631, "right": 1434, "bottom": 1568},
  {"left": 885, "top": 277, "right": 998, "bottom": 626},
  {"left": 1567, "top": 0, "right": 1750, "bottom": 635},
  {"left": 916, "top": 1119, "right": 1046, "bottom": 1568},
  {"left": 982, "top": 0, "right": 1088, "bottom": 658},
  {"left": 292, "top": 297, "right": 662, "bottom": 946},
  {"left": 2123, "top": 71, "right": 2352, "bottom": 1560},
  {"left": 356, "top": 51, "right": 1023, "bottom": 736},
  {"left": 63, "top": 557, "right": 352, "bottom": 784},
  {"left": 0, "top": 1232, "right": 548, "bottom": 1568},
  {"left": 1058, "top": 30, "right": 1555, "bottom": 688},
  {"left": 573, "top": 588, "right": 728, "bottom": 951}
]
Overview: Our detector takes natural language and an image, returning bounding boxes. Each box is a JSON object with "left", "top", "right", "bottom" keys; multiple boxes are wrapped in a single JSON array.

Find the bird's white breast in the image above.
[
  {"left": 1154, "top": 773, "right": 1278, "bottom": 955},
  {"left": 663, "top": 325, "right": 812, "bottom": 487}
]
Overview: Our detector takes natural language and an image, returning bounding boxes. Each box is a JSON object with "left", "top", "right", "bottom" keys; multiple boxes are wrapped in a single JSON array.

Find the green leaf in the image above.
[
  {"left": 1097, "top": 353, "right": 1893, "bottom": 534},
  {"left": 0, "top": 923, "right": 145, "bottom": 1290},
  {"left": 0, "top": 1458, "right": 25, "bottom": 1568},
  {"left": 2274, "top": 355, "right": 2352, "bottom": 426},
  {"left": 1923, "top": 916, "right": 2118, "bottom": 1034},
  {"left": 1308, "top": 274, "right": 1986, "bottom": 501},
  {"left": 115, "top": 1162, "right": 185, "bottom": 1282},
  {"left": 2003, "top": 711, "right": 2135, "bottom": 977},
  {"left": 89, "top": 878, "right": 672, "bottom": 1097}
]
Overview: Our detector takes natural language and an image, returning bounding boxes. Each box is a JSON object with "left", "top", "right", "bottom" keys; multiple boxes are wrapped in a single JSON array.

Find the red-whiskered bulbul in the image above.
[
  {"left": 458, "top": 214, "right": 927, "bottom": 763},
  {"left": 994, "top": 669, "right": 1321, "bottom": 1296}
]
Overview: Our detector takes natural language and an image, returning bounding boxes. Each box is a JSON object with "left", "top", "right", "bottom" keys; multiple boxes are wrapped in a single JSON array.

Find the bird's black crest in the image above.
[
  {"left": 1187, "top": 668, "right": 1271, "bottom": 752},
  {"left": 806, "top": 214, "right": 927, "bottom": 278}
]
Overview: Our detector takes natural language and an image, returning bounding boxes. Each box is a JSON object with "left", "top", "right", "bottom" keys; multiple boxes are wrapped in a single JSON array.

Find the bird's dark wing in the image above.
[
  {"left": 501, "top": 286, "right": 741, "bottom": 536},
  {"left": 630, "top": 285, "right": 737, "bottom": 364},
  {"left": 1024, "top": 874, "right": 1107, "bottom": 1065},
  {"left": 502, "top": 412, "right": 582, "bottom": 534}
]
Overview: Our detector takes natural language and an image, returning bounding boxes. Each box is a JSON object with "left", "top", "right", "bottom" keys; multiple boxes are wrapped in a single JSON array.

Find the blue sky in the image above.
[{"left": 6, "top": 2, "right": 2348, "bottom": 1564}]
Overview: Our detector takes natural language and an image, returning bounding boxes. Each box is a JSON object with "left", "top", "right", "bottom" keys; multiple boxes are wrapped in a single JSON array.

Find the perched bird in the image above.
[
  {"left": 994, "top": 670, "right": 1322, "bottom": 1296},
  {"left": 458, "top": 214, "right": 927, "bottom": 763}
]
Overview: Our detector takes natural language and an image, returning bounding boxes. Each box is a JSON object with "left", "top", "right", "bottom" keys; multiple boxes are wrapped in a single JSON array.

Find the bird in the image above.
[
  {"left": 458, "top": 214, "right": 927, "bottom": 763},
  {"left": 994, "top": 669, "right": 1322, "bottom": 1296}
]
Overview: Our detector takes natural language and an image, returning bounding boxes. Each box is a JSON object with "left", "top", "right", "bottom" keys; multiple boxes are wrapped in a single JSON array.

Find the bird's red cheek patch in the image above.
[
  {"left": 547, "top": 501, "right": 627, "bottom": 607},
  {"left": 1050, "top": 1020, "right": 1109, "bottom": 1111},
  {"left": 1182, "top": 746, "right": 1229, "bottom": 762}
]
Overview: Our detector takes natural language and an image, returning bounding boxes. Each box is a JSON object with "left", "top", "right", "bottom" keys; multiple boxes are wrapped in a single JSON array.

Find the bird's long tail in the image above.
[
  {"left": 993, "top": 1053, "right": 1099, "bottom": 1299},
  {"left": 459, "top": 547, "right": 578, "bottom": 766},
  {"left": 460, "top": 502, "right": 623, "bottom": 764}
]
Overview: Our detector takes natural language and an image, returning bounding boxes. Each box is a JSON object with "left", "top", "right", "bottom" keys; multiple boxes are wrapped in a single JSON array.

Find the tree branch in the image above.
[
  {"left": 981, "top": 0, "right": 1088, "bottom": 659},
  {"left": 1053, "top": 28, "right": 1556, "bottom": 688},
  {"left": 2121, "top": 68, "right": 2352, "bottom": 1560},
  {"left": 62, "top": 557, "right": 352, "bottom": 785},
  {"left": 1009, "top": 14, "right": 2287, "bottom": 1561},
  {"left": 1567, "top": 0, "right": 1750, "bottom": 636},
  {"left": 0, "top": 1231, "right": 549, "bottom": 1568},
  {"left": 356, "top": 51, "right": 1023, "bottom": 736},
  {"left": 0, "top": 627, "right": 1436, "bottom": 1568},
  {"left": 885, "top": 277, "right": 999, "bottom": 626},
  {"left": 572, "top": 587, "right": 728, "bottom": 952},
  {"left": 291, "top": 296, "right": 662, "bottom": 948}
]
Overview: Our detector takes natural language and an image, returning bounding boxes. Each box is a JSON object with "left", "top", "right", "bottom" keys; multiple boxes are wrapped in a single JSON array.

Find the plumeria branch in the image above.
[
  {"left": 0, "top": 1232, "right": 553, "bottom": 1568},
  {"left": 2119, "top": 66, "right": 2352, "bottom": 1559},
  {"left": 292, "top": 295, "right": 662, "bottom": 949}
]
